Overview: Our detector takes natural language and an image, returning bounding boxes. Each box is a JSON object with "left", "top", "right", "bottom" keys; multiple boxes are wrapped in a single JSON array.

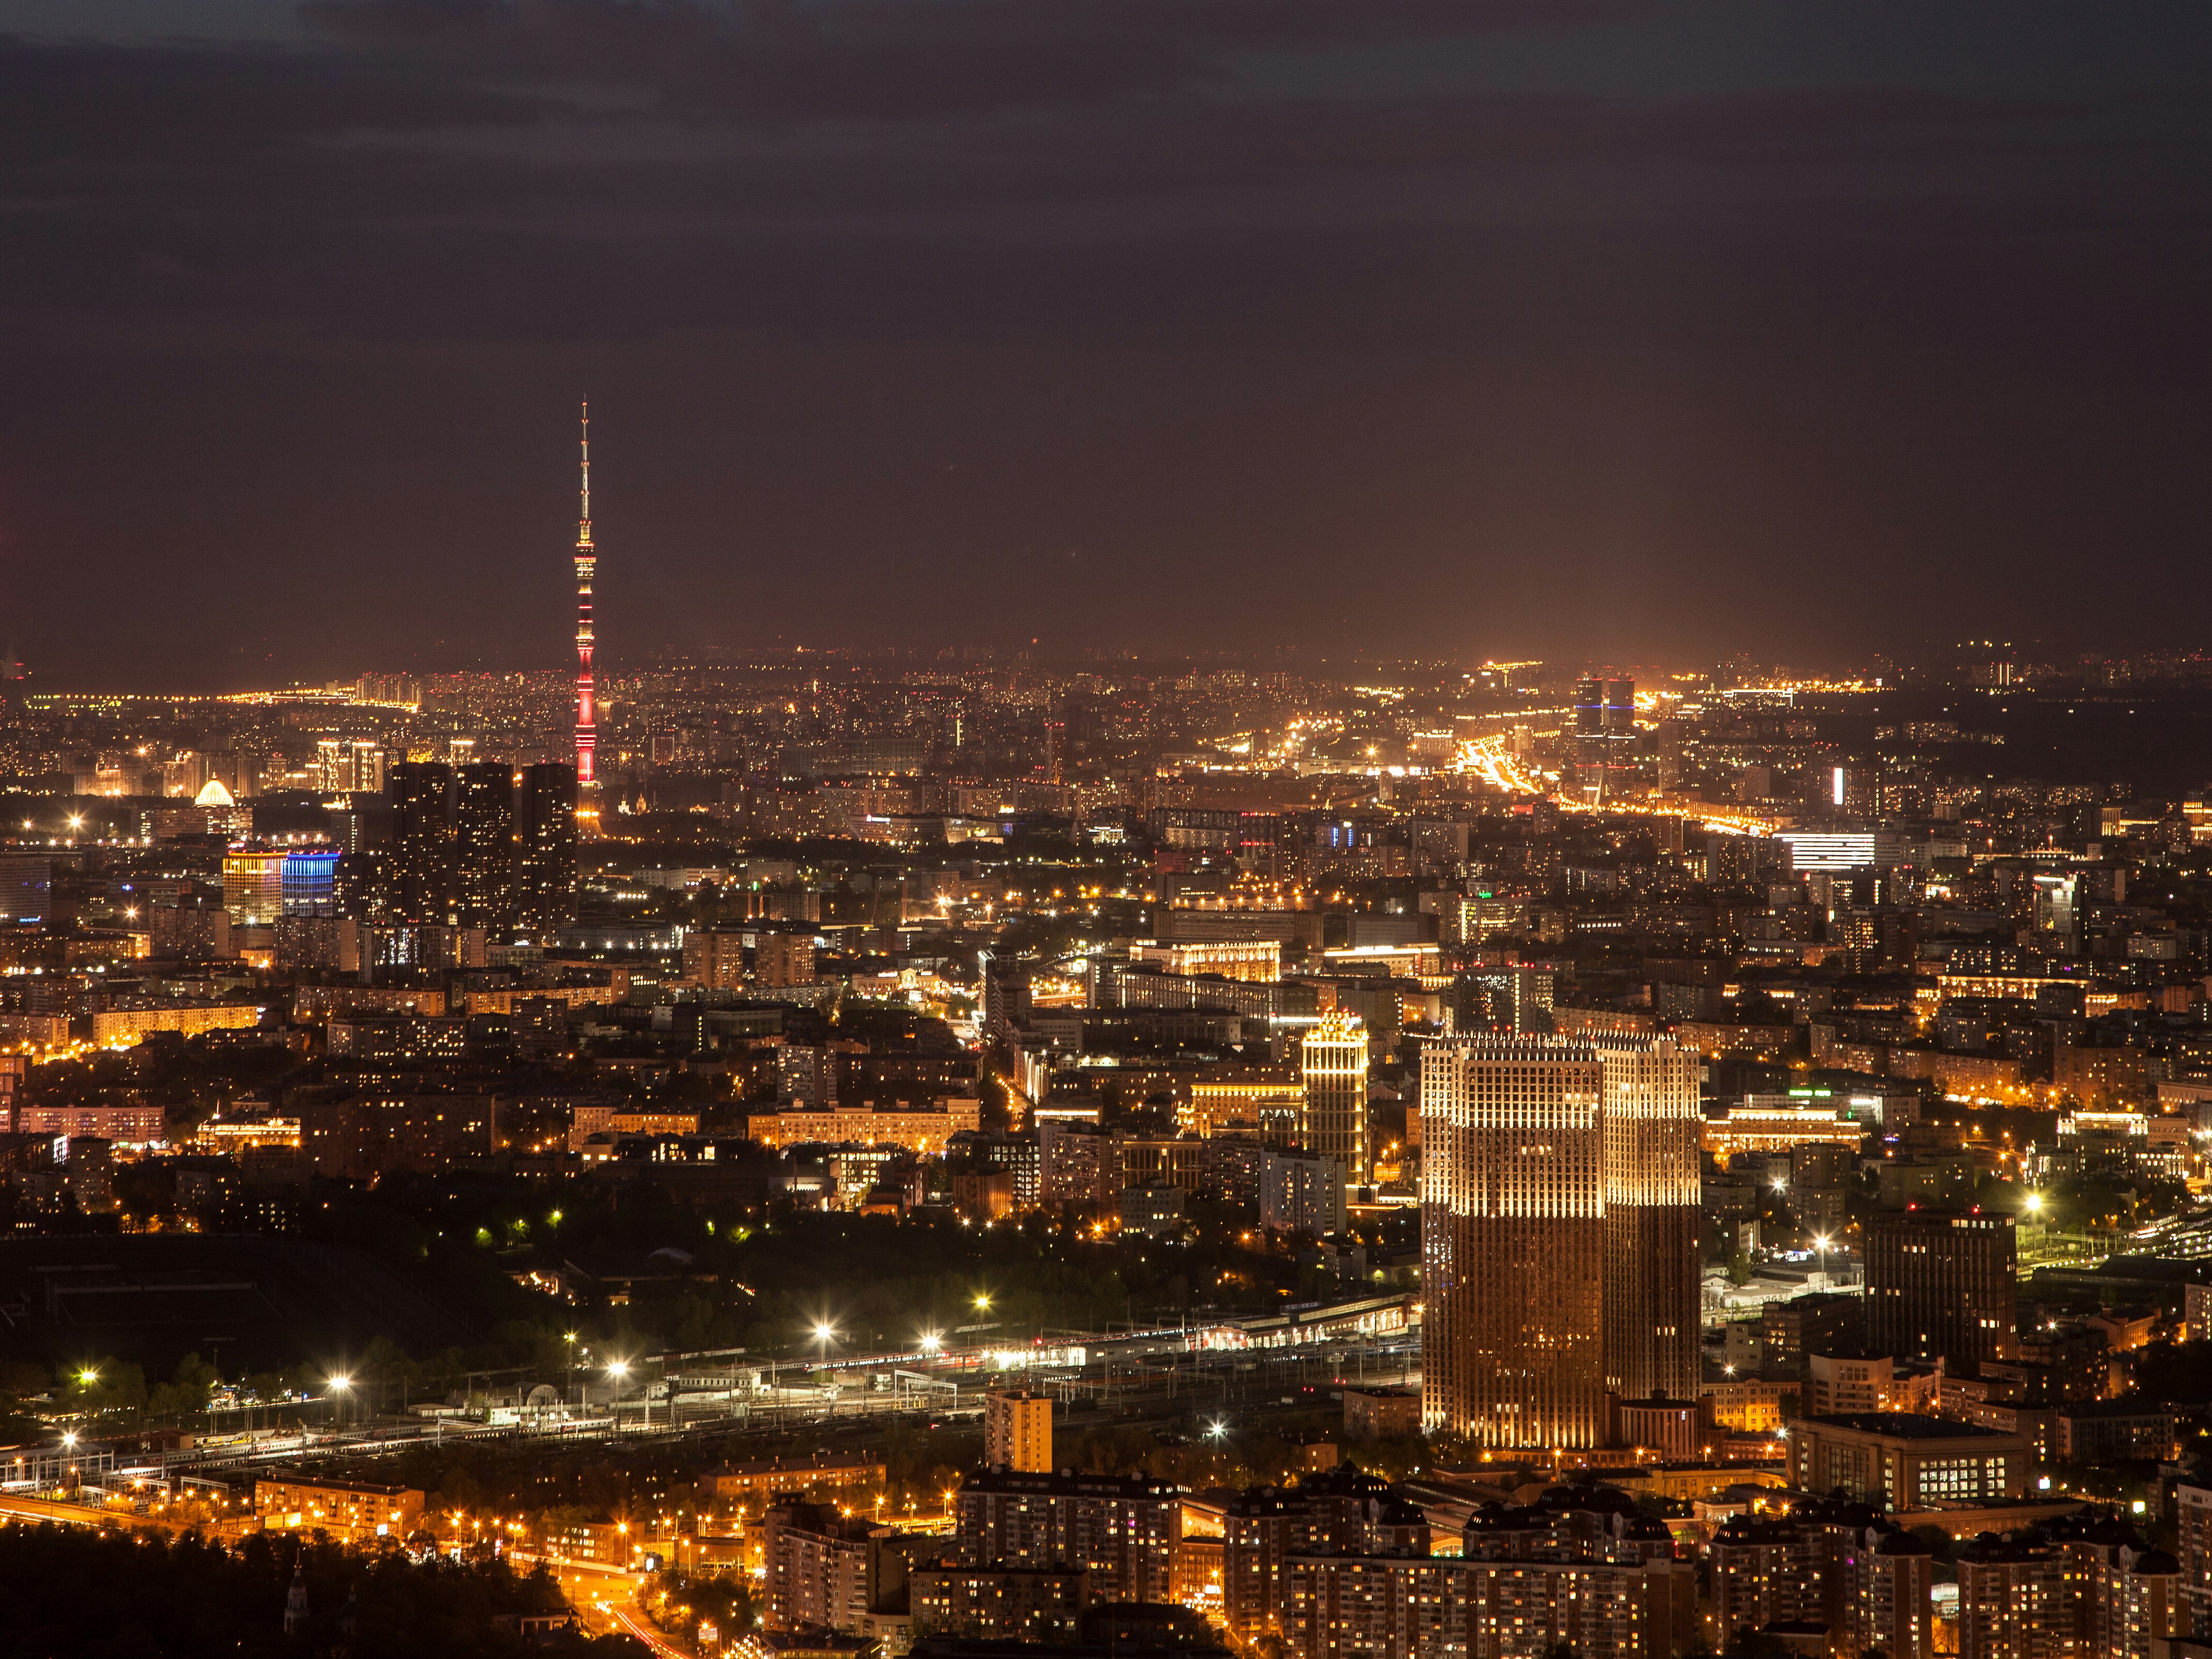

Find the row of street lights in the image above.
[
  {"left": 808, "top": 1293, "right": 994, "bottom": 1368},
  {"left": 302, "top": 1290, "right": 1009, "bottom": 1434}
]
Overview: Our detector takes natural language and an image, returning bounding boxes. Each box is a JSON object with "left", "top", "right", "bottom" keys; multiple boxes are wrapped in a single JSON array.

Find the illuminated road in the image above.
[
  {"left": 1455, "top": 733, "right": 1542, "bottom": 795},
  {"left": 1456, "top": 730, "right": 1780, "bottom": 836},
  {"left": 611, "top": 1604, "right": 691, "bottom": 1658},
  {"left": 0, "top": 1494, "right": 110, "bottom": 1529}
]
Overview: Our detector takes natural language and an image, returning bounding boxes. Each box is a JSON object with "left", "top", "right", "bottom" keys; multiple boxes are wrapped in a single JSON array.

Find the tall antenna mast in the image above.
[{"left": 573, "top": 401, "right": 598, "bottom": 818}]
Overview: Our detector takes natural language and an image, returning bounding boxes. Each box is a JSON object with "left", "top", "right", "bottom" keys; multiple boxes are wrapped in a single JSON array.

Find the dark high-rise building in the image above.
[
  {"left": 1571, "top": 675, "right": 1636, "bottom": 805},
  {"left": 387, "top": 761, "right": 453, "bottom": 924},
  {"left": 1865, "top": 1209, "right": 2018, "bottom": 1370},
  {"left": 333, "top": 851, "right": 386, "bottom": 923},
  {"left": 454, "top": 762, "right": 517, "bottom": 934},
  {"left": 1420, "top": 1033, "right": 1700, "bottom": 1449},
  {"left": 516, "top": 761, "right": 577, "bottom": 938},
  {"left": 0, "top": 853, "right": 54, "bottom": 924}
]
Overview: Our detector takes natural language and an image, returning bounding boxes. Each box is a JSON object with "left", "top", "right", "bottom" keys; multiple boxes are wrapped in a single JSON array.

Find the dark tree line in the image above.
[{"left": 0, "top": 1523, "right": 641, "bottom": 1659}]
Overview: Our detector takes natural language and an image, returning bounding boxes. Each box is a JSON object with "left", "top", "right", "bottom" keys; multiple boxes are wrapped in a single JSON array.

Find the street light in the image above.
[
  {"left": 973, "top": 1293, "right": 991, "bottom": 1312},
  {"left": 329, "top": 1374, "right": 352, "bottom": 1426},
  {"left": 918, "top": 1331, "right": 942, "bottom": 1354}
]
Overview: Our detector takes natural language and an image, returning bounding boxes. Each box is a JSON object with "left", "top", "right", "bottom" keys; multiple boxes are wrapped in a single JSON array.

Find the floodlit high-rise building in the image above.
[
  {"left": 516, "top": 761, "right": 578, "bottom": 938},
  {"left": 316, "top": 738, "right": 386, "bottom": 795},
  {"left": 454, "top": 762, "right": 517, "bottom": 935},
  {"left": 1300, "top": 1012, "right": 1370, "bottom": 1184},
  {"left": 280, "top": 848, "right": 339, "bottom": 918},
  {"left": 351, "top": 740, "right": 385, "bottom": 796},
  {"left": 1420, "top": 1033, "right": 1700, "bottom": 1449},
  {"left": 221, "top": 847, "right": 287, "bottom": 926},
  {"left": 387, "top": 761, "right": 453, "bottom": 924},
  {"left": 984, "top": 1389, "right": 1053, "bottom": 1473}
]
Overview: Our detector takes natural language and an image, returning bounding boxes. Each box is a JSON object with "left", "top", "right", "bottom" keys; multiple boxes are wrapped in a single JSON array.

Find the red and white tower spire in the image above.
[{"left": 573, "top": 402, "right": 597, "bottom": 799}]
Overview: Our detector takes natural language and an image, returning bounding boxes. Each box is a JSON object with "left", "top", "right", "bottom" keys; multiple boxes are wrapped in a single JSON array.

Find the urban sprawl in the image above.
[{"left": 4, "top": 647, "right": 2212, "bottom": 1659}]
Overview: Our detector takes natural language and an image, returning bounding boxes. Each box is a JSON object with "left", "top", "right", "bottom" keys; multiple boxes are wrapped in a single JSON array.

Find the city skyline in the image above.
[{"left": 7, "top": 5, "right": 2212, "bottom": 1652}]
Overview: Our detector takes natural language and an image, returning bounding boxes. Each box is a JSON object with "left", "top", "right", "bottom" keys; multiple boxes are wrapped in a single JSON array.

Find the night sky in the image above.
[{"left": 4, "top": 1, "right": 2211, "bottom": 687}]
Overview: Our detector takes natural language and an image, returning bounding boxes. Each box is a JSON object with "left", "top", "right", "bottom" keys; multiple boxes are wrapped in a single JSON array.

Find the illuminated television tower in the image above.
[{"left": 573, "top": 402, "right": 599, "bottom": 831}]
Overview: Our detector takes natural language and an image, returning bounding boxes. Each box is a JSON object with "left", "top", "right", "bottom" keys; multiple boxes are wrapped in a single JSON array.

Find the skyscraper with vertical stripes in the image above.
[{"left": 1419, "top": 1032, "right": 1700, "bottom": 1449}]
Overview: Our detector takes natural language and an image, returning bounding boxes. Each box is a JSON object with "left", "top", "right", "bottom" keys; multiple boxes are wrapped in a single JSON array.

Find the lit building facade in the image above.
[
  {"left": 281, "top": 848, "right": 339, "bottom": 918},
  {"left": 955, "top": 1469, "right": 1182, "bottom": 1603},
  {"left": 256, "top": 1475, "right": 424, "bottom": 1538},
  {"left": 1784, "top": 1414, "right": 2026, "bottom": 1511},
  {"left": 1420, "top": 1034, "right": 1700, "bottom": 1448},
  {"left": 985, "top": 1389, "right": 1053, "bottom": 1472},
  {"left": 1300, "top": 1013, "right": 1369, "bottom": 1184},
  {"left": 1701, "top": 1105, "right": 1867, "bottom": 1164},
  {"left": 1129, "top": 938, "right": 1282, "bottom": 982},
  {"left": 744, "top": 1098, "right": 983, "bottom": 1156},
  {"left": 222, "top": 847, "right": 287, "bottom": 924}
]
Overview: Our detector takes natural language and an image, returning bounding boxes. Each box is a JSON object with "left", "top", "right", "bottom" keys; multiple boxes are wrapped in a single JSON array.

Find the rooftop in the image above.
[{"left": 1796, "top": 1413, "right": 2018, "bottom": 1442}]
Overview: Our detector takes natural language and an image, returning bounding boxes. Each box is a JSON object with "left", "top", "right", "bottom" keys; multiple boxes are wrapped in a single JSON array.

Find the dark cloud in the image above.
[{"left": 1, "top": 1, "right": 2210, "bottom": 685}]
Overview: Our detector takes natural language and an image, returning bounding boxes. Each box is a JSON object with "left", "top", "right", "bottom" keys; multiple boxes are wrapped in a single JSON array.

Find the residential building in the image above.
[
  {"left": 984, "top": 1391, "right": 1052, "bottom": 1474},
  {"left": 256, "top": 1474, "right": 424, "bottom": 1537},
  {"left": 1709, "top": 1500, "right": 1933, "bottom": 1659},
  {"left": 388, "top": 761, "right": 453, "bottom": 924},
  {"left": 1223, "top": 1469, "right": 1431, "bottom": 1638},
  {"left": 954, "top": 1470, "right": 1182, "bottom": 1603},
  {"left": 1259, "top": 1147, "right": 1347, "bottom": 1238},
  {"left": 910, "top": 1563, "right": 1088, "bottom": 1643},
  {"left": 453, "top": 761, "right": 516, "bottom": 934},
  {"left": 697, "top": 1453, "right": 887, "bottom": 1514},
  {"left": 516, "top": 761, "right": 578, "bottom": 936},
  {"left": 763, "top": 1500, "right": 909, "bottom": 1635}
]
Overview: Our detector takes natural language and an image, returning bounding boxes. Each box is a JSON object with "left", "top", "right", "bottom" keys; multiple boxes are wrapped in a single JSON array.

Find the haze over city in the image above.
[{"left": 7, "top": 2, "right": 2212, "bottom": 685}]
